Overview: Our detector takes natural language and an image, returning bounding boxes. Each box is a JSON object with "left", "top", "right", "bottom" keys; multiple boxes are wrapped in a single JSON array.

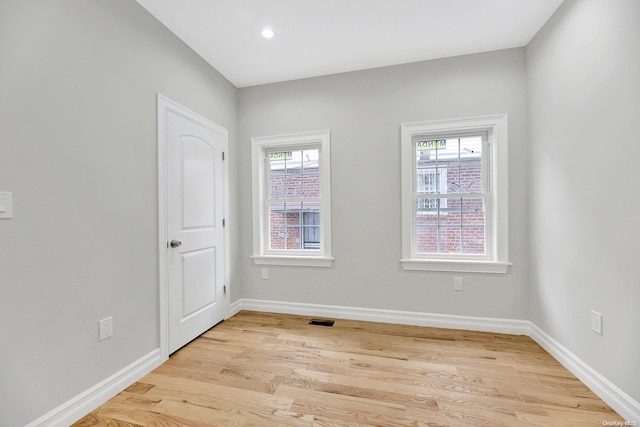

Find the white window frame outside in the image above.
[
  {"left": 251, "top": 130, "right": 333, "bottom": 267},
  {"left": 400, "top": 115, "right": 510, "bottom": 273}
]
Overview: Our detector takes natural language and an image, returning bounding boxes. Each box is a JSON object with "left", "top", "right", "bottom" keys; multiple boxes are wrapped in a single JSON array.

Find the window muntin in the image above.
[
  {"left": 251, "top": 131, "right": 332, "bottom": 267},
  {"left": 401, "top": 115, "right": 509, "bottom": 273}
]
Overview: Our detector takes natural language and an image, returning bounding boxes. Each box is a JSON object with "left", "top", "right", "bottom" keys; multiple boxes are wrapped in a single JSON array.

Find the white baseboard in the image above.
[
  {"left": 26, "top": 349, "right": 164, "bottom": 427},
  {"left": 231, "top": 298, "right": 640, "bottom": 422},
  {"left": 234, "top": 298, "right": 530, "bottom": 335},
  {"left": 229, "top": 298, "right": 243, "bottom": 318},
  {"left": 529, "top": 323, "right": 640, "bottom": 422}
]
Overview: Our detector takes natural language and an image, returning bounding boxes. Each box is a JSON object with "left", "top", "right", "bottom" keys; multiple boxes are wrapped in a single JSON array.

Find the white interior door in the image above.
[{"left": 164, "top": 100, "right": 228, "bottom": 354}]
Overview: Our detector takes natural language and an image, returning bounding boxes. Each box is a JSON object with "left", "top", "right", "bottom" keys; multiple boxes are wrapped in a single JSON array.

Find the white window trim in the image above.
[
  {"left": 251, "top": 130, "right": 333, "bottom": 267},
  {"left": 400, "top": 115, "right": 510, "bottom": 273}
]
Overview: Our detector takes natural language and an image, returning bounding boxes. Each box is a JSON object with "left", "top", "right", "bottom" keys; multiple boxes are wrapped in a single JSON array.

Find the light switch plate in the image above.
[
  {"left": 99, "top": 317, "right": 113, "bottom": 340},
  {"left": 0, "top": 192, "right": 12, "bottom": 219},
  {"left": 591, "top": 311, "right": 603, "bottom": 335}
]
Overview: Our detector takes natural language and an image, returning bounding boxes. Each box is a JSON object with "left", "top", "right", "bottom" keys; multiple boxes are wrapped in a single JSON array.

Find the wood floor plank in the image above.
[
  {"left": 278, "top": 386, "right": 412, "bottom": 427},
  {"left": 74, "top": 311, "right": 625, "bottom": 426}
]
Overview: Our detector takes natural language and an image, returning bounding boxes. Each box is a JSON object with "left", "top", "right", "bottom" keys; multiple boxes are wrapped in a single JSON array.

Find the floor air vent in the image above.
[{"left": 309, "top": 319, "right": 335, "bottom": 327}]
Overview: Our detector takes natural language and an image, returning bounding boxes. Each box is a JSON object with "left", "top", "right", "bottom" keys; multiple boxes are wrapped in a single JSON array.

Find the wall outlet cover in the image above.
[{"left": 453, "top": 277, "right": 464, "bottom": 291}]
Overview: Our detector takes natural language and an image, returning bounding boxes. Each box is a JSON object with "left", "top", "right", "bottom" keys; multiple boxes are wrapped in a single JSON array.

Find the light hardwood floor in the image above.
[{"left": 74, "top": 311, "right": 623, "bottom": 426}]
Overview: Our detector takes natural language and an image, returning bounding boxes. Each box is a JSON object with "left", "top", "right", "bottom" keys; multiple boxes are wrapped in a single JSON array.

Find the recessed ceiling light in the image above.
[{"left": 261, "top": 28, "right": 274, "bottom": 39}]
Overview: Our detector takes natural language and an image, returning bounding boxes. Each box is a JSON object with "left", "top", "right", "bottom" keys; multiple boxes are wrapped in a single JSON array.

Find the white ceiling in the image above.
[{"left": 136, "top": 0, "right": 564, "bottom": 88}]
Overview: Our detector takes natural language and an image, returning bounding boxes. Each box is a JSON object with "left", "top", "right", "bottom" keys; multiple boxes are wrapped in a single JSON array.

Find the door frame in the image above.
[{"left": 157, "top": 93, "right": 230, "bottom": 360}]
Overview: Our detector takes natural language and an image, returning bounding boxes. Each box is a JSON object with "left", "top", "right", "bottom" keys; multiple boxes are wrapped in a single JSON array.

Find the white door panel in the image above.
[
  {"left": 182, "top": 137, "right": 216, "bottom": 229},
  {"left": 164, "top": 106, "right": 227, "bottom": 354},
  {"left": 181, "top": 247, "right": 216, "bottom": 319}
]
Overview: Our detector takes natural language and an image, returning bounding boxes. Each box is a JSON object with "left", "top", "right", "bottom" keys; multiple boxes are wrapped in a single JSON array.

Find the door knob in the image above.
[{"left": 169, "top": 240, "right": 182, "bottom": 248}]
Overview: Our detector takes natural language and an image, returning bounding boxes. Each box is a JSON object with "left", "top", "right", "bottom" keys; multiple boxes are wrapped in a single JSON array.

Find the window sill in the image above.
[
  {"left": 252, "top": 255, "right": 334, "bottom": 268},
  {"left": 400, "top": 259, "right": 510, "bottom": 273}
]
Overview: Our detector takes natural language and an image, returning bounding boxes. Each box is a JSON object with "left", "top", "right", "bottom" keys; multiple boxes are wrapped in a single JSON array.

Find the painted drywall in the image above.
[
  {"left": 527, "top": 0, "right": 640, "bottom": 404},
  {"left": 238, "top": 49, "right": 529, "bottom": 319},
  {"left": 0, "top": 1, "right": 237, "bottom": 426}
]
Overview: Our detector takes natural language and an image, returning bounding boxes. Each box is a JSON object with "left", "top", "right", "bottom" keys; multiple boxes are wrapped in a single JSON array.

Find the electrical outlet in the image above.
[
  {"left": 99, "top": 317, "right": 113, "bottom": 340},
  {"left": 261, "top": 268, "right": 269, "bottom": 280},
  {"left": 591, "top": 311, "right": 603, "bottom": 335},
  {"left": 453, "top": 277, "right": 464, "bottom": 291}
]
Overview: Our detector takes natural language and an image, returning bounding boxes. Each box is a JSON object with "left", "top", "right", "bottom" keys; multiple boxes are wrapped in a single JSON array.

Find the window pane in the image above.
[
  {"left": 269, "top": 202, "right": 286, "bottom": 228},
  {"left": 437, "top": 199, "right": 461, "bottom": 254},
  {"left": 269, "top": 202, "right": 300, "bottom": 250},
  {"left": 460, "top": 137, "right": 482, "bottom": 158},
  {"left": 269, "top": 225, "right": 304, "bottom": 250},
  {"left": 284, "top": 226, "right": 302, "bottom": 250},
  {"left": 285, "top": 205, "right": 301, "bottom": 226},
  {"left": 457, "top": 166, "right": 482, "bottom": 194},
  {"left": 284, "top": 168, "right": 302, "bottom": 198},
  {"left": 302, "top": 210, "right": 320, "bottom": 250},
  {"left": 302, "top": 168, "right": 320, "bottom": 198},
  {"left": 461, "top": 198, "right": 485, "bottom": 254},
  {"left": 416, "top": 168, "right": 447, "bottom": 195},
  {"left": 269, "top": 150, "right": 290, "bottom": 198},
  {"left": 458, "top": 137, "right": 483, "bottom": 194},
  {"left": 270, "top": 225, "right": 287, "bottom": 250},
  {"left": 269, "top": 168, "right": 286, "bottom": 199},
  {"left": 416, "top": 201, "right": 439, "bottom": 253},
  {"left": 415, "top": 138, "right": 459, "bottom": 171},
  {"left": 268, "top": 150, "right": 300, "bottom": 199},
  {"left": 268, "top": 201, "right": 288, "bottom": 249},
  {"left": 302, "top": 202, "right": 320, "bottom": 249},
  {"left": 300, "top": 149, "right": 319, "bottom": 198}
]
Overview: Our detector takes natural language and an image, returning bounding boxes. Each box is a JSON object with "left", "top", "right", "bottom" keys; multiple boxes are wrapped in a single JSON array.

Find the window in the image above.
[
  {"left": 401, "top": 115, "right": 510, "bottom": 273},
  {"left": 251, "top": 131, "right": 333, "bottom": 267}
]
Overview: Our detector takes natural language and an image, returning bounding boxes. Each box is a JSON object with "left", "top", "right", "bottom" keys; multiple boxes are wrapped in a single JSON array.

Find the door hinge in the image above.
[
  {"left": 222, "top": 218, "right": 226, "bottom": 227},
  {"left": 223, "top": 285, "right": 227, "bottom": 295},
  {"left": 222, "top": 152, "right": 225, "bottom": 161}
]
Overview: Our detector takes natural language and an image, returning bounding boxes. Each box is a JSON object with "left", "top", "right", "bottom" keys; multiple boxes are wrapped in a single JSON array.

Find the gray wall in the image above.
[
  {"left": 238, "top": 48, "right": 530, "bottom": 319},
  {"left": 0, "top": 1, "right": 237, "bottom": 426},
  {"left": 527, "top": 0, "right": 640, "bottom": 404}
]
